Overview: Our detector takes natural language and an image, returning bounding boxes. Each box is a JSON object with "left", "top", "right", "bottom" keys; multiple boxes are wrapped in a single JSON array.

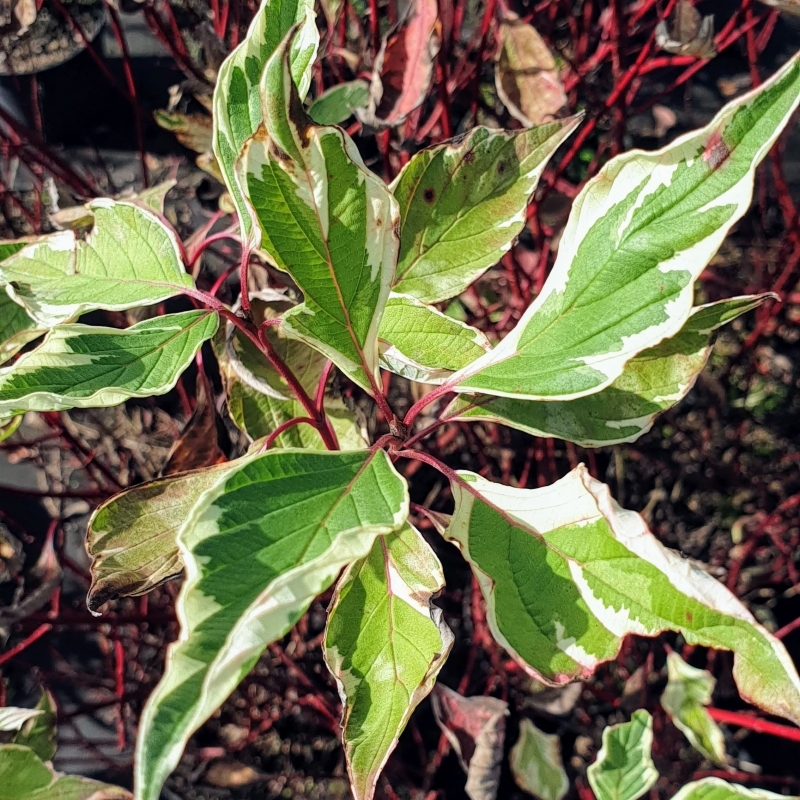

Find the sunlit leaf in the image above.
[
  {"left": 325, "top": 523, "right": 453, "bottom": 800},
  {"left": 0, "top": 310, "right": 218, "bottom": 417},
  {"left": 238, "top": 30, "right": 399, "bottom": 390},
  {"left": 509, "top": 718, "right": 569, "bottom": 800},
  {"left": 357, "top": 0, "right": 441, "bottom": 128},
  {"left": 378, "top": 293, "right": 491, "bottom": 384},
  {"left": 309, "top": 80, "right": 370, "bottom": 125},
  {"left": 135, "top": 448, "right": 409, "bottom": 800},
  {"left": 449, "top": 56, "right": 800, "bottom": 400},
  {"left": 446, "top": 295, "right": 769, "bottom": 445},
  {"left": 0, "top": 294, "right": 43, "bottom": 367},
  {"left": 0, "top": 200, "right": 196, "bottom": 327},
  {"left": 213, "top": 0, "right": 318, "bottom": 241},
  {"left": 672, "top": 778, "right": 796, "bottom": 800},
  {"left": 391, "top": 121, "right": 579, "bottom": 303},
  {"left": 587, "top": 710, "right": 658, "bottom": 800},
  {"left": 445, "top": 466, "right": 800, "bottom": 724},
  {"left": 0, "top": 744, "right": 131, "bottom": 800},
  {"left": 661, "top": 651, "right": 726, "bottom": 763},
  {"left": 495, "top": 14, "right": 568, "bottom": 127}
]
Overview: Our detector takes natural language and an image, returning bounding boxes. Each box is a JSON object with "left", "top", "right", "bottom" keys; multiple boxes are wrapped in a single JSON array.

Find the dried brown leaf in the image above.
[
  {"left": 162, "top": 375, "right": 223, "bottom": 476},
  {"left": 756, "top": 0, "right": 800, "bottom": 14},
  {"left": 495, "top": 14, "right": 567, "bottom": 127},
  {"left": 655, "top": 1, "right": 716, "bottom": 59}
]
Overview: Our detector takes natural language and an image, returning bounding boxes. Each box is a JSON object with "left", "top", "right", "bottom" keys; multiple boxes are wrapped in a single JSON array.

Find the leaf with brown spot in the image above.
[
  {"left": 357, "top": 0, "right": 441, "bottom": 128},
  {"left": 495, "top": 14, "right": 568, "bottom": 127}
]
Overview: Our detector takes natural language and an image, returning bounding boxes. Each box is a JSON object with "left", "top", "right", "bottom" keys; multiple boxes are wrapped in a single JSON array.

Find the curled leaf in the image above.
[
  {"left": 358, "top": 0, "right": 441, "bottom": 127},
  {"left": 655, "top": 1, "right": 716, "bottom": 59},
  {"left": 431, "top": 685, "right": 509, "bottom": 800}
]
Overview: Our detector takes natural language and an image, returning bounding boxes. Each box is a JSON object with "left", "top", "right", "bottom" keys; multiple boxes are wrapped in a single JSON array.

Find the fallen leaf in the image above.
[
  {"left": 495, "top": 13, "right": 567, "bottom": 127},
  {"left": 652, "top": 104, "right": 677, "bottom": 137},
  {"left": 162, "top": 375, "right": 224, "bottom": 476},
  {"left": 358, "top": 0, "right": 441, "bottom": 127},
  {"left": 205, "top": 760, "right": 264, "bottom": 788},
  {"left": 655, "top": 1, "right": 716, "bottom": 59},
  {"left": 431, "top": 685, "right": 509, "bottom": 800}
]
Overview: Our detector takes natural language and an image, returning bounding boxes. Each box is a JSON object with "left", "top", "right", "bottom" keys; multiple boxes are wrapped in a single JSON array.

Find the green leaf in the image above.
[
  {"left": 213, "top": 0, "right": 318, "bottom": 241},
  {"left": 238, "top": 31, "right": 400, "bottom": 391},
  {"left": 449, "top": 55, "right": 800, "bottom": 399},
  {"left": 0, "top": 744, "right": 131, "bottom": 800},
  {"left": 445, "top": 466, "right": 800, "bottom": 724},
  {"left": 134, "top": 448, "right": 409, "bottom": 800},
  {"left": 509, "top": 718, "right": 569, "bottom": 800},
  {"left": 12, "top": 692, "right": 56, "bottom": 763},
  {"left": 378, "top": 293, "right": 491, "bottom": 384},
  {"left": 587, "top": 710, "right": 658, "bottom": 800},
  {"left": 0, "top": 201, "right": 196, "bottom": 327},
  {"left": 661, "top": 651, "right": 726, "bottom": 763},
  {"left": 309, "top": 80, "right": 370, "bottom": 125},
  {"left": 324, "top": 523, "right": 453, "bottom": 800},
  {"left": 86, "top": 458, "right": 245, "bottom": 612},
  {"left": 390, "top": 122, "right": 579, "bottom": 303},
  {"left": 214, "top": 298, "right": 367, "bottom": 449},
  {"left": 0, "top": 294, "right": 43, "bottom": 367},
  {"left": 135, "top": 180, "right": 177, "bottom": 215},
  {"left": 0, "top": 310, "right": 218, "bottom": 416},
  {"left": 672, "top": 778, "right": 796, "bottom": 800},
  {"left": 446, "top": 295, "right": 769, "bottom": 446}
]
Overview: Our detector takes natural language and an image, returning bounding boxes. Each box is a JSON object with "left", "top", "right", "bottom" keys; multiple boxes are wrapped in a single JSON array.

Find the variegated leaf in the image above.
[
  {"left": 509, "top": 718, "right": 569, "bottom": 800},
  {"left": 390, "top": 122, "right": 579, "bottom": 303},
  {"left": 12, "top": 692, "right": 56, "bottom": 763},
  {"left": 587, "top": 711, "right": 658, "bottom": 800},
  {"left": 212, "top": 0, "right": 318, "bottom": 241},
  {"left": 0, "top": 200, "right": 196, "bottom": 327},
  {"left": 214, "top": 296, "right": 367, "bottom": 449},
  {"left": 0, "top": 294, "right": 43, "bottom": 367},
  {"left": 135, "top": 449, "right": 409, "bottom": 800},
  {"left": 0, "top": 709, "right": 42, "bottom": 733},
  {"left": 379, "top": 293, "right": 491, "bottom": 384},
  {"left": 324, "top": 523, "right": 453, "bottom": 800},
  {"left": 0, "top": 744, "right": 131, "bottom": 800},
  {"left": 445, "top": 295, "right": 769, "bottom": 446},
  {"left": 86, "top": 458, "right": 249, "bottom": 612},
  {"left": 237, "top": 30, "right": 399, "bottom": 391},
  {"left": 0, "top": 310, "right": 218, "bottom": 416},
  {"left": 445, "top": 466, "right": 800, "bottom": 724},
  {"left": 449, "top": 55, "right": 800, "bottom": 399},
  {"left": 662, "top": 651, "right": 726, "bottom": 763},
  {"left": 672, "top": 778, "right": 796, "bottom": 800}
]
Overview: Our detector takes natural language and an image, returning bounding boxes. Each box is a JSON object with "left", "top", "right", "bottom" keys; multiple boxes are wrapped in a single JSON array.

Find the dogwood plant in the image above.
[{"left": 0, "top": 2, "right": 799, "bottom": 797}]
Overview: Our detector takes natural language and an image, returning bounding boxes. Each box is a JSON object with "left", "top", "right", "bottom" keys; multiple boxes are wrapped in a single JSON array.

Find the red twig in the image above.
[
  {"left": 707, "top": 707, "right": 800, "bottom": 742},
  {"left": 0, "top": 624, "right": 52, "bottom": 667}
]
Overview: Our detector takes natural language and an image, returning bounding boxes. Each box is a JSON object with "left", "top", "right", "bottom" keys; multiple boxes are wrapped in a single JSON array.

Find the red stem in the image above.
[
  {"left": 707, "top": 707, "right": 800, "bottom": 742},
  {"left": 0, "top": 624, "right": 52, "bottom": 667}
]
